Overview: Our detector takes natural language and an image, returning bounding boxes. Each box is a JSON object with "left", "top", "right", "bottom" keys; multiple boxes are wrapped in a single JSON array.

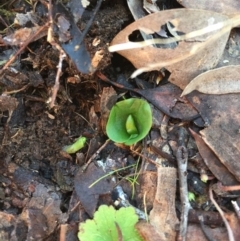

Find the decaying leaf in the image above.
[
  {"left": 110, "top": 9, "right": 231, "bottom": 89},
  {"left": 3, "top": 26, "right": 47, "bottom": 46},
  {"left": 56, "top": 15, "right": 71, "bottom": 43},
  {"left": 137, "top": 83, "right": 199, "bottom": 120},
  {"left": 100, "top": 87, "right": 118, "bottom": 134},
  {"left": 135, "top": 221, "right": 165, "bottom": 241},
  {"left": 189, "top": 129, "right": 239, "bottom": 186},
  {"left": 69, "top": 0, "right": 88, "bottom": 22},
  {"left": 181, "top": 65, "right": 240, "bottom": 96},
  {"left": 149, "top": 166, "right": 179, "bottom": 241},
  {"left": 74, "top": 163, "right": 115, "bottom": 217},
  {"left": 53, "top": 3, "right": 93, "bottom": 74},
  {"left": 187, "top": 91, "right": 240, "bottom": 182},
  {"left": 177, "top": 0, "right": 240, "bottom": 16},
  {"left": 0, "top": 95, "right": 18, "bottom": 112},
  {"left": 201, "top": 125, "right": 240, "bottom": 182},
  {"left": 187, "top": 224, "right": 229, "bottom": 241},
  {"left": 225, "top": 212, "right": 240, "bottom": 240}
]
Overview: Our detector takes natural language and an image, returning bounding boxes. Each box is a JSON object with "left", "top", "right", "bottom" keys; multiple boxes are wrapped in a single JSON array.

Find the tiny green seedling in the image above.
[
  {"left": 124, "top": 157, "right": 141, "bottom": 199},
  {"left": 188, "top": 191, "right": 196, "bottom": 202},
  {"left": 89, "top": 164, "right": 136, "bottom": 188},
  {"left": 63, "top": 136, "right": 86, "bottom": 154},
  {"left": 78, "top": 205, "right": 143, "bottom": 241},
  {"left": 106, "top": 98, "right": 152, "bottom": 145}
]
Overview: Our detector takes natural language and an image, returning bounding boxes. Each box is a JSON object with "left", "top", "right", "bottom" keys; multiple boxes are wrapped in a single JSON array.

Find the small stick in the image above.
[
  {"left": 47, "top": 0, "right": 66, "bottom": 108},
  {"left": 49, "top": 50, "right": 66, "bottom": 108},
  {"left": 59, "top": 224, "right": 67, "bottom": 241},
  {"left": 176, "top": 146, "right": 191, "bottom": 241},
  {"left": 219, "top": 184, "right": 240, "bottom": 192},
  {"left": 130, "top": 148, "right": 160, "bottom": 168},
  {"left": 109, "top": 16, "right": 240, "bottom": 52},
  {"left": 232, "top": 200, "right": 240, "bottom": 220},
  {"left": 3, "top": 84, "right": 29, "bottom": 95},
  {"left": 209, "top": 185, "right": 235, "bottom": 241},
  {"left": 82, "top": 139, "right": 111, "bottom": 171},
  {"left": 1, "top": 23, "right": 48, "bottom": 72},
  {"left": 160, "top": 115, "right": 169, "bottom": 140}
]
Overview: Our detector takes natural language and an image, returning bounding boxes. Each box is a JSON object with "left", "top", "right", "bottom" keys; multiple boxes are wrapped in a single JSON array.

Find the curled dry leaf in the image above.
[
  {"left": 181, "top": 65, "right": 240, "bottom": 96},
  {"left": 177, "top": 0, "right": 240, "bottom": 16},
  {"left": 189, "top": 128, "right": 239, "bottom": 186},
  {"left": 149, "top": 166, "right": 179, "bottom": 241},
  {"left": 3, "top": 26, "right": 47, "bottom": 46},
  {"left": 110, "top": 9, "right": 231, "bottom": 89}
]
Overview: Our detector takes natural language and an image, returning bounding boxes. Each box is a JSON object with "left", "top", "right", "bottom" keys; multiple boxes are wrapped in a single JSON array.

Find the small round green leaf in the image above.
[{"left": 106, "top": 98, "right": 152, "bottom": 145}]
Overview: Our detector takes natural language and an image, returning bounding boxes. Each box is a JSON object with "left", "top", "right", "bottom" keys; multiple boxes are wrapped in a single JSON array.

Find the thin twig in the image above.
[
  {"left": 1, "top": 23, "right": 48, "bottom": 71},
  {"left": 130, "top": 148, "right": 160, "bottom": 168},
  {"left": 82, "top": 139, "right": 111, "bottom": 171},
  {"left": 109, "top": 15, "right": 240, "bottom": 52},
  {"left": 209, "top": 185, "right": 235, "bottom": 241},
  {"left": 49, "top": 50, "right": 66, "bottom": 108},
  {"left": 59, "top": 224, "right": 67, "bottom": 241},
  {"left": 3, "top": 84, "right": 30, "bottom": 95},
  {"left": 231, "top": 201, "right": 240, "bottom": 220},
  {"left": 176, "top": 146, "right": 191, "bottom": 241},
  {"left": 219, "top": 184, "right": 240, "bottom": 192},
  {"left": 130, "top": 19, "right": 239, "bottom": 78},
  {"left": 47, "top": 0, "right": 66, "bottom": 108},
  {"left": 160, "top": 115, "right": 169, "bottom": 140}
]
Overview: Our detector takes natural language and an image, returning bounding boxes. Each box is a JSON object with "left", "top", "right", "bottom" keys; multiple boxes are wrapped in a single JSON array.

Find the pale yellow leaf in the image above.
[{"left": 181, "top": 65, "right": 240, "bottom": 96}]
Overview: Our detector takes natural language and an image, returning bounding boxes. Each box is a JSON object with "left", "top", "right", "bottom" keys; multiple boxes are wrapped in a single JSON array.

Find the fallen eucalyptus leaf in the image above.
[
  {"left": 181, "top": 65, "right": 240, "bottom": 96},
  {"left": 109, "top": 9, "right": 232, "bottom": 89},
  {"left": 177, "top": 0, "right": 240, "bottom": 16},
  {"left": 106, "top": 98, "right": 152, "bottom": 145}
]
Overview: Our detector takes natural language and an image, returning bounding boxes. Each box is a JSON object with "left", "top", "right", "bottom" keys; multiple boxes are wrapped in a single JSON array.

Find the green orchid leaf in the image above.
[
  {"left": 63, "top": 136, "right": 86, "bottom": 154},
  {"left": 126, "top": 114, "right": 138, "bottom": 135},
  {"left": 106, "top": 98, "right": 152, "bottom": 145},
  {"left": 78, "top": 205, "right": 143, "bottom": 241}
]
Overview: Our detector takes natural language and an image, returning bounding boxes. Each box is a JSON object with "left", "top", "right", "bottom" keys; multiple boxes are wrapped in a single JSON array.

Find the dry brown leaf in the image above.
[
  {"left": 110, "top": 9, "right": 231, "bottom": 89},
  {"left": 135, "top": 221, "right": 165, "bottom": 241},
  {"left": 149, "top": 166, "right": 179, "bottom": 241},
  {"left": 3, "top": 26, "right": 47, "bottom": 46},
  {"left": 187, "top": 224, "right": 229, "bottom": 241},
  {"left": 74, "top": 163, "right": 115, "bottom": 217},
  {"left": 225, "top": 212, "right": 240, "bottom": 240},
  {"left": 187, "top": 90, "right": 240, "bottom": 182},
  {"left": 189, "top": 129, "right": 239, "bottom": 186},
  {"left": 100, "top": 87, "right": 118, "bottom": 134},
  {"left": 181, "top": 65, "right": 240, "bottom": 96},
  {"left": 201, "top": 125, "right": 240, "bottom": 182},
  {"left": 135, "top": 172, "right": 157, "bottom": 212},
  {"left": 177, "top": 0, "right": 240, "bottom": 16}
]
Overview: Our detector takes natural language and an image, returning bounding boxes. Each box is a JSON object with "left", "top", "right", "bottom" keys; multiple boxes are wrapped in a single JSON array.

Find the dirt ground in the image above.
[
  {"left": 1, "top": 0, "right": 240, "bottom": 240},
  {"left": 0, "top": 1, "right": 140, "bottom": 240}
]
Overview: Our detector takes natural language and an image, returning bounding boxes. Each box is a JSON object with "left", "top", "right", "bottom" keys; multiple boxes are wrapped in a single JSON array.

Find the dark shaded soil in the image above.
[
  {"left": 1, "top": 1, "right": 238, "bottom": 240},
  {"left": 0, "top": 1, "right": 134, "bottom": 239}
]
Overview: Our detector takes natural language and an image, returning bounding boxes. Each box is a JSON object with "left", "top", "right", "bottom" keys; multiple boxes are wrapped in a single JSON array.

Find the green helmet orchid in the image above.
[{"left": 106, "top": 98, "right": 152, "bottom": 145}]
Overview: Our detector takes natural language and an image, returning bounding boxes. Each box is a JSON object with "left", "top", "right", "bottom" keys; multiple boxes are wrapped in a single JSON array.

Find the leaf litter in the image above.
[{"left": 1, "top": 0, "right": 240, "bottom": 240}]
